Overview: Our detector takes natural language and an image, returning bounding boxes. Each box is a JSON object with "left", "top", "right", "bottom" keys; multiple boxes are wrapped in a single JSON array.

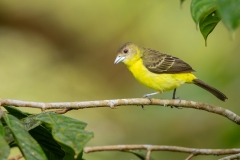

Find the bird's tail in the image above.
[{"left": 193, "top": 79, "right": 228, "bottom": 101}]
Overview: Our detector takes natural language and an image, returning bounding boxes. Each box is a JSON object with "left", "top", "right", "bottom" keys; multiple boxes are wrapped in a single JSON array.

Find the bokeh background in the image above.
[{"left": 0, "top": 0, "right": 239, "bottom": 159}]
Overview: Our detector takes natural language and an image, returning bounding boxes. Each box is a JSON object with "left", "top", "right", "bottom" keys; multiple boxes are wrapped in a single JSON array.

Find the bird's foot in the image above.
[
  {"left": 140, "top": 92, "right": 161, "bottom": 109},
  {"left": 142, "top": 94, "right": 153, "bottom": 103},
  {"left": 140, "top": 94, "right": 152, "bottom": 109},
  {"left": 141, "top": 92, "right": 160, "bottom": 109},
  {"left": 171, "top": 88, "right": 182, "bottom": 109}
]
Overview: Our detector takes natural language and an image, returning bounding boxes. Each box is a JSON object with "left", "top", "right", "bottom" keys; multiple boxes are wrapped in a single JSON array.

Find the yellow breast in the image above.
[{"left": 127, "top": 59, "right": 196, "bottom": 92}]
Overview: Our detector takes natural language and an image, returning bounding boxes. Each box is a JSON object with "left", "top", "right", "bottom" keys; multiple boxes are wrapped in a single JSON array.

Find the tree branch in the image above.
[
  {"left": 219, "top": 153, "right": 240, "bottom": 160},
  {"left": 84, "top": 145, "right": 240, "bottom": 160},
  {"left": 0, "top": 98, "right": 239, "bottom": 125},
  {"left": 8, "top": 154, "right": 23, "bottom": 160}
]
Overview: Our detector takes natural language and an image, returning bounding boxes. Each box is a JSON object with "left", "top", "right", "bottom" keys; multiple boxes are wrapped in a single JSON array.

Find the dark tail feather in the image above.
[{"left": 193, "top": 79, "right": 228, "bottom": 101}]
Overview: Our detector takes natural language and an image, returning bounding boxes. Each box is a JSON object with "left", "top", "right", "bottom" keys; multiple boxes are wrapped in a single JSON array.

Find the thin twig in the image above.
[
  {"left": 54, "top": 108, "right": 73, "bottom": 114},
  {"left": 0, "top": 98, "right": 239, "bottom": 125},
  {"left": 146, "top": 149, "right": 151, "bottom": 160},
  {"left": 84, "top": 145, "right": 240, "bottom": 158},
  {"left": 8, "top": 154, "right": 23, "bottom": 160},
  {"left": 219, "top": 153, "right": 240, "bottom": 160},
  {"left": 185, "top": 153, "right": 196, "bottom": 160}
]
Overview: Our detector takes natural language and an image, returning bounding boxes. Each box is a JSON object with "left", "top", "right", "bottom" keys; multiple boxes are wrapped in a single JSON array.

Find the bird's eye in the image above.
[{"left": 123, "top": 49, "right": 129, "bottom": 54}]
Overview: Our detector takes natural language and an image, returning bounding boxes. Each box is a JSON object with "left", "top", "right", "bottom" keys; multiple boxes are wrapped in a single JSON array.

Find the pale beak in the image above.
[{"left": 114, "top": 55, "right": 126, "bottom": 64}]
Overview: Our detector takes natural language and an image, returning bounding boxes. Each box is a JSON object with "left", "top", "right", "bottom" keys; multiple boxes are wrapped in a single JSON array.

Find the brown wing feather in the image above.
[{"left": 142, "top": 48, "right": 195, "bottom": 74}]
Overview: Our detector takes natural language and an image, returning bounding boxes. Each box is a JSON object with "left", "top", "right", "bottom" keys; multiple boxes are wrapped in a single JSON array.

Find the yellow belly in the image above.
[{"left": 127, "top": 59, "right": 196, "bottom": 92}]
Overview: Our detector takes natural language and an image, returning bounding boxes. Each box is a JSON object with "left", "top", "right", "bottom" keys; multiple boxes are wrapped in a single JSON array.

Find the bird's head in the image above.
[{"left": 114, "top": 42, "right": 142, "bottom": 66}]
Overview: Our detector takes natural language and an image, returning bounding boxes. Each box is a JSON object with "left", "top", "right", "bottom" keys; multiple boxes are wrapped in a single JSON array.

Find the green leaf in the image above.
[
  {"left": 29, "top": 125, "right": 65, "bottom": 160},
  {"left": 3, "top": 114, "right": 41, "bottom": 145},
  {"left": 0, "top": 120, "right": 5, "bottom": 136},
  {"left": 35, "top": 112, "right": 93, "bottom": 159},
  {"left": 199, "top": 11, "right": 221, "bottom": 45},
  {"left": 2, "top": 113, "right": 47, "bottom": 160},
  {"left": 2, "top": 108, "right": 42, "bottom": 144},
  {"left": 215, "top": 0, "right": 240, "bottom": 33},
  {"left": 0, "top": 122, "right": 10, "bottom": 160},
  {"left": 123, "top": 150, "right": 154, "bottom": 160},
  {"left": 0, "top": 135, "right": 10, "bottom": 160},
  {"left": 3, "top": 106, "right": 31, "bottom": 119},
  {"left": 4, "top": 126, "right": 14, "bottom": 144},
  {"left": 21, "top": 115, "right": 42, "bottom": 131},
  {"left": 191, "top": 0, "right": 217, "bottom": 25}
]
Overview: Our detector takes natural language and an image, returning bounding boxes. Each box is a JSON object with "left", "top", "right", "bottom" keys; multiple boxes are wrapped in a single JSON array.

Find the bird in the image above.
[{"left": 114, "top": 42, "right": 228, "bottom": 102}]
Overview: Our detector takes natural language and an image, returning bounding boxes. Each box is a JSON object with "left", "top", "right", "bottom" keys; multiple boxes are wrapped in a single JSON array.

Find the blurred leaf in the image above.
[
  {"left": 199, "top": 10, "right": 221, "bottom": 45},
  {"left": 30, "top": 125, "right": 65, "bottom": 160},
  {"left": 3, "top": 106, "right": 31, "bottom": 119},
  {"left": 3, "top": 113, "right": 47, "bottom": 160},
  {"left": 180, "top": 0, "right": 186, "bottom": 8},
  {"left": 191, "top": 0, "right": 216, "bottom": 26},
  {"left": 0, "top": 122, "right": 10, "bottom": 160},
  {"left": 35, "top": 112, "right": 93, "bottom": 159},
  {"left": 123, "top": 150, "right": 154, "bottom": 160},
  {"left": 215, "top": 0, "right": 240, "bottom": 33}
]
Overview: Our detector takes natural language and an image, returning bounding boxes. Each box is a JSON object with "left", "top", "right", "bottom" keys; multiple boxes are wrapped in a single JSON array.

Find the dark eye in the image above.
[{"left": 123, "top": 49, "right": 129, "bottom": 54}]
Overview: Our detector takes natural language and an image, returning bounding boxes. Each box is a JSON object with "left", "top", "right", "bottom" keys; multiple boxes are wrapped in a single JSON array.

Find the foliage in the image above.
[
  {"left": 187, "top": 0, "right": 240, "bottom": 44},
  {"left": 0, "top": 106, "right": 93, "bottom": 160}
]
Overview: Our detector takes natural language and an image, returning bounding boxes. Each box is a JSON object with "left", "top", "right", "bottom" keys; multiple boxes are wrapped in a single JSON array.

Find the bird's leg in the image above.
[
  {"left": 172, "top": 88, "right": 177, "bottom": 99},
  {"left": 171, "top": 88, "right": 181, "bottom": 109},
  {"left": 141, "top": 92, "right": 160, "bottom": 109}
]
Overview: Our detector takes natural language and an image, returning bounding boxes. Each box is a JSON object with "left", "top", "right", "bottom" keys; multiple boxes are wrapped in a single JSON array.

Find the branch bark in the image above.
[
  {"left": 8, "top": 154, "right": 23, "bottom": 160},
  {"left": 0, "top": 98, "right": 239, "bottom": 125},
  {"left": 84, "top": 145, "right": 240, "bottom": 160},
  {"left": 219, "top": 153, "right": 240, "bottom": 160}
]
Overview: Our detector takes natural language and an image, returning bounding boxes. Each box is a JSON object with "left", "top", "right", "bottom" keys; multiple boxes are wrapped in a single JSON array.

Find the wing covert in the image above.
[{"left": 142, "top": 48, "right": 195, "bottom": 74}]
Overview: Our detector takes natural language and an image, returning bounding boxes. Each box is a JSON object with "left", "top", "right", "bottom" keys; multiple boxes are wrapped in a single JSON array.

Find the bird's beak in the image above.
[{"left": 114, "top": 55, "right": 126, "bottom": 64}]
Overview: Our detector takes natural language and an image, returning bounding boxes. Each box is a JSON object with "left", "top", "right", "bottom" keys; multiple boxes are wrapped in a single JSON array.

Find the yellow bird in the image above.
[{"left": 114, "top": 42, "right": 227, "bottom": 101}]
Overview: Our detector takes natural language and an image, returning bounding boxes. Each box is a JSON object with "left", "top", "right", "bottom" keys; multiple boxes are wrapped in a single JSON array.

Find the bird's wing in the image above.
[{"left": 142, "top": 48, "right": 195, "bottom": 74}]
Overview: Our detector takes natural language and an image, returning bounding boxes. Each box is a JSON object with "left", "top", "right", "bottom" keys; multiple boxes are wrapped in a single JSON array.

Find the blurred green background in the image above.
[{"left": 0, "top": 0, "right": 239, "bottom": 159}]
